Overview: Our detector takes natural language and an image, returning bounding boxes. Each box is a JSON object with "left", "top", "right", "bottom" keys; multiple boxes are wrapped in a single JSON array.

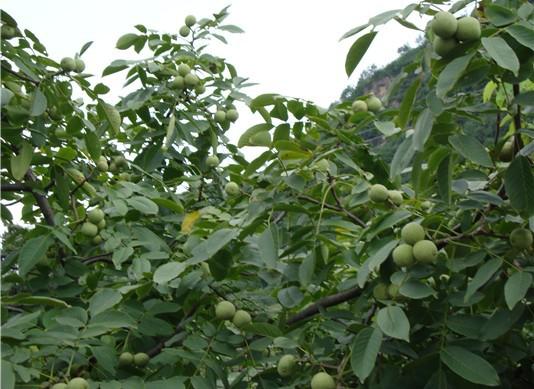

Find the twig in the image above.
[
  {"left": 1, "top": 63, "right": 39, "bottom": 84},
  {"left": 69, "top": 169, "right": 95, "bottom": 196},
  {"left": 298, "top": 194, "right": 366, "bottom": 228},
  {"left": 83, "top": 253, "right": 112, "bottom": 265},
  {"left": 328, "top": 174, "right": 366, "bottom": 227},
  {"left": 286, "top": 287, "right": 361, "bottom": 325},
  {"left": 147, "top": 298, "right": 204, "bottom": 357}
]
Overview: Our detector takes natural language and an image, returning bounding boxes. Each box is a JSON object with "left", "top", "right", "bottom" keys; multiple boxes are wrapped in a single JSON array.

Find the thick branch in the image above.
[
  {"left": 1, "top": 183, "right": 31, "bottom": 192},
  {"left": 26, "top": 171, "right": 55, "bottom": 226},
  {"left": 2, "top": 175, "right": 55, "bottom": 226},
  {"left": 513, "top": 83, "right": 524, "bottom": 152},
  {"left": 286, "top": 287, "right": 361, "bottom": 325}
]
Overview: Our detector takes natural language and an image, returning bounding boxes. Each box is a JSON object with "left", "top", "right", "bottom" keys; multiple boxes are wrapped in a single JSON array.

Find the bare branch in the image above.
[
  {"left": 286, "top": 287, "right": 361, "bottom": 325},
  {"left": 25, "top": 170, "right": 55, "bottom": 226},
  {"left": 1, "top": 183, "right": 31, "bottom": 192}
]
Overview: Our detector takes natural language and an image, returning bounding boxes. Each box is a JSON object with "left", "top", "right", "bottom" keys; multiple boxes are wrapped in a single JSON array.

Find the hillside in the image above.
[{"left": 339, "top": 42, "right": 496, "bottom": 162}]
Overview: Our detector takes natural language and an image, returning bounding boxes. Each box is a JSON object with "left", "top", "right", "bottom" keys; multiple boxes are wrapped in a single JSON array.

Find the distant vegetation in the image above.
[{"left": 339, "top": 39, "right": 503, "bottom": 161}]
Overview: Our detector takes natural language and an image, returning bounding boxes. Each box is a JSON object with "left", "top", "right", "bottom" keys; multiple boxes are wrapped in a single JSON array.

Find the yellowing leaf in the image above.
[{"left": 181, "top": 211, "right": 200, "bottom": 234}]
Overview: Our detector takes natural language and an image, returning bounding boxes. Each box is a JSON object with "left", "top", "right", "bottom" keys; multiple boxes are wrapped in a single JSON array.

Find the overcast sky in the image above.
[
  {"left": 2, "top": 1, "right": 425, "bottom": 230},
  {"left": 3, "top": 1, "right": 422, "bottom": 145}
]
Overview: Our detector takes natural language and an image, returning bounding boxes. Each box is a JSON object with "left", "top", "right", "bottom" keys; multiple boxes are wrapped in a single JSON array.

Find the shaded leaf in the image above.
[
  {"left": 18, "top": 234, "right": 53, "bottom": 276},
  {"left": 449, "top": 134, "right": 493, "bottom": 167},
  {"left": 436, "top": 54, "right": 474, "bottom": 99},
  {"left": 505, "top": 156, "right": 534, "bottom": 216},
  {"left": 351, "top": 327, "right": 383, "bottom": 382},
  {"left": 504, "top": 271, "right": 532, "bottom": 310},
  {"left": 440, "top": 346, "right": 499, "bottom": 386}
]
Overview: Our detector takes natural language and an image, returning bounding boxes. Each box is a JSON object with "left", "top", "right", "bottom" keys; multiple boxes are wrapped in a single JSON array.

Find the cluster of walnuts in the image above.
[{"left": 431, "top": 11, "right": 481, "bottom": 57}]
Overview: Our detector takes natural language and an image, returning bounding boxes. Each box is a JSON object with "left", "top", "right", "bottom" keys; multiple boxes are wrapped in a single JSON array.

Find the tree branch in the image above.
[
  {"left": 299, "top": 193, "right": 366, "bottom": 228},
  {"left": 1, "top": 183, "right": 31, "bottom": 192},
  {"left": 147, "top": 299, "right": 204, "bottom": 357},
  {"left": 328, "top": 174, "right": 366, "bottom": 227},
  {"left": 513, "top": 83, "right": 524, "bottom": 152},
  {"left": 83, "top": 253, "right": 112, "bottom": 265},
  {"left": 1, "top": 63, "right": 40, "bottom": 85},
  {"left": 286, "top": 287, "right": 361, "bottom": 325},
  {"left": 25, "top": 170, "right": 55, "bottom": 226}
]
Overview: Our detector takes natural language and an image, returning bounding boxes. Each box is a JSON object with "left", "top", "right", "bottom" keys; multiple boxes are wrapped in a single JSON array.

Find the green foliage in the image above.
[{"left": 1, "top": 1, "right": 534, "bottom": 388}]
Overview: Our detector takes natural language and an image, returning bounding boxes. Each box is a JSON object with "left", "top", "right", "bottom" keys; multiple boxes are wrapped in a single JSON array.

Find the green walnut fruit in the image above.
[
  {"left": 194, "top": 83, "right": 206, "bottom": 94},
  {"left": 179, "top": 25, "right": 191, "bottom": 37},
  {"left": 60, "top": 57, "right": 76, "bottom": 72},
  {"left": 311, "top": 372, "right": 336, "bottom": 389},
  {"left": 1, "top": 25, "right": 16, "bottom": 39},
  {"left": 52, "top": 384, "right": 68, "bottom": 389},
  {"left": 184, "top": 73, "right": 199, "bottom": 87},
  {"left": 206, "top": 155, "right": 219, "bottom": 168},
  {"left": 185, "top": 15, "right": 196, "bottom": 27},
  {"left": 509, "top": 228, "right": 533, "bottom": 249},
  {"left": 74, "top": 59, "right": 85, "bottom": 73},
  {"left": 113, "top": 155, "right": 127, "bottom": 167},
  {"left": 232, "top": 310, "right": 252, "bottom": 328},
  {"left": 413, "top": 240, "right": 438, "bottom": 263},
  {"left": 432, "top": 11, "right": 458, "bottom": 38},
  {"left": 171, "top": 76, "right": 185, "bottom": 89},
  {"left": 133, "top": 352, "right": 150, "bottom": 367},
  {"left": 87, "top": 208, "right": 104, "bottom": 224},
  {"left": 455, "top": 16, "right": 481, "bottom": 42},
  {"left": 1, "top": 87, "right": 14, "bottom": 107},
  {"left": 225, "top": 182, "right": 240, "bottom": 196},
  {"left": 401, "top": 222, "right": 425, "bottom": 244},
  {"left": 249, "top": 131, "right": 271, "bottom": 147},
  {"left": 387, "top": 284, "right": 400, "bottom": 299},
  {"left": 392, "top": 244, "right": 414, "bottom": 267},
  {"left": 226, "top": 109, "right": 239, "bottom": 122},
  {"left": 500, "top": 140, "right": 514, "bottom": 162},
  {"left": 277, "top": 354, "right": 297, "bottom": 377},
  {"left": 178, "top": 63, "right": 191, "bottom": 76},
  {"left": 369, "top": 184, "right": 389, "bottom": 202},
  {"left": 201, "top": 262, "right": 211, "bottom": 276},
  {"left": 49, "top": 106, "right": 62, "bottom": 120},
  {"left": 215, "top": 300, "right": 236, "bottom": 320},
  {"left": 388, "top": 190, "right": 403, "bottom": 205},
  {"left": 55, "top": 128, "right": 68, "bottom": 138},
  {"left": 66, "top": 378, "right": 88, "bottom": 389},
  {"left": 433, "top": 36, "right": 457, "bottom": 57},
  {"left": 80, "top": 222, "right": 98, "bottom": 237},
  {"left": 366, "top": 95, "right": 383, "bottom": 112},
  {"left": 93, "top": 235, "right": 103, "bottom": 244},
  {"left": 313, "top": 159, "right": 330, "bottom": 173},
  {"left": 373, "top": 283, "right": 389, "bottom": 300},
  {"left": 351, "top": 100, "right": 368, "bottom": 112},
  {"left": 214, "top": 110, "right": 226, "bottom": 123},
  {"left": 118, "top": 172, "right": 131, "bottom": 181},
  {"left": 96, "top": 156, "right": 108, "bottom": 171},
  {"left": 97, "top": 219, "right": 106, "bottom": 229},
  {"left": 119, "top": 352, "right": 134, "bottom": 367}
]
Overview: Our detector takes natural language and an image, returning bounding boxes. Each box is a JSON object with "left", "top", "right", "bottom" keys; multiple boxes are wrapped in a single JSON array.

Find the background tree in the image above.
[{"left": 1, "top": 0, "right": 533, "bottom": 388}]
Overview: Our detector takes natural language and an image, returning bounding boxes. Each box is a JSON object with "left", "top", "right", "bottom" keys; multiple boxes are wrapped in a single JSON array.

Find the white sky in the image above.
[
  {"left": 3, "top": 0, "right": 422, "bottom": 148},
  {"left": 1, "top": 1, "right": 423, "bottom": 231}
]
